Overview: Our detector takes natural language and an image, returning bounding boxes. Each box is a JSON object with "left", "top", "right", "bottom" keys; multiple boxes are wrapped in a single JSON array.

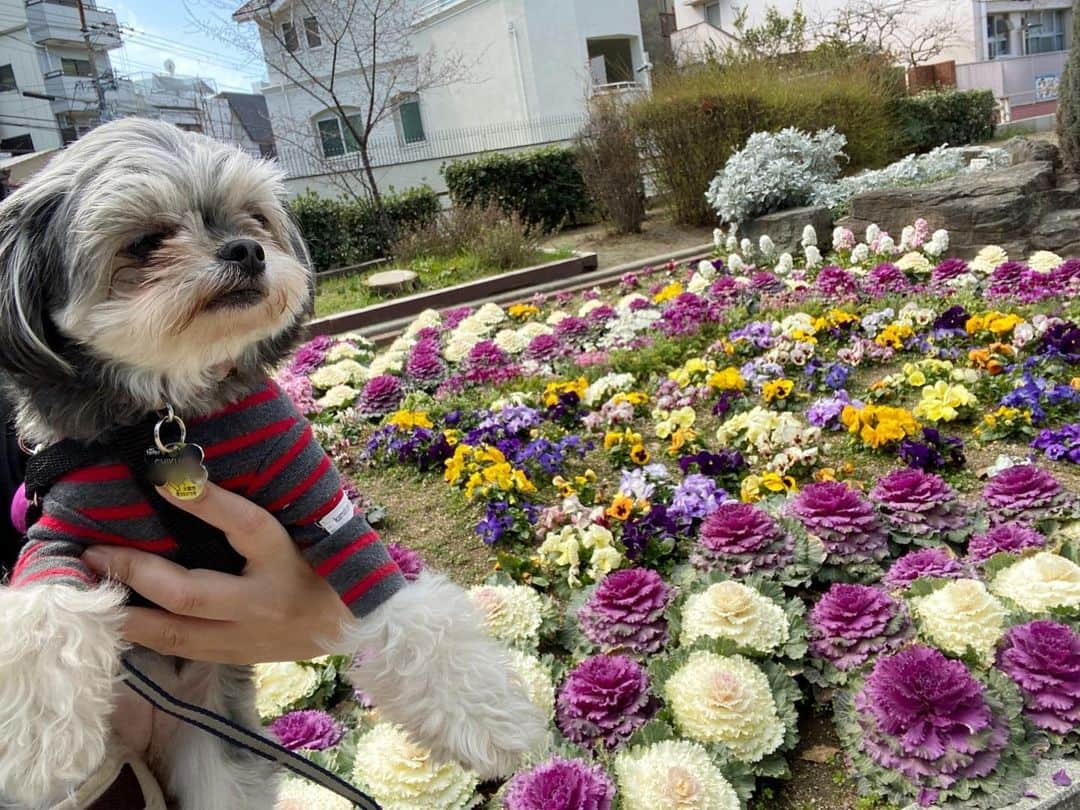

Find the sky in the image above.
[{"left": 109, "top": 0, "right": 268, "bottom": 93}]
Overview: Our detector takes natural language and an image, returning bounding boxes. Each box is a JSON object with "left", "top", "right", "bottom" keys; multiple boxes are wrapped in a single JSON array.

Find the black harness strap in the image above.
[{"left": 23, "top": 419, "right": 245, "bottom": 608}]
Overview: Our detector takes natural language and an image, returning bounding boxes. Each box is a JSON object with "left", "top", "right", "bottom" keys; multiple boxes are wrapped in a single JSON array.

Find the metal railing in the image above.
[
  {"left": 272, "top": 111, "right": 588, "bottom": 179},
  {"left": 414, "top": 0, "right": 470, "bottom": 23}
]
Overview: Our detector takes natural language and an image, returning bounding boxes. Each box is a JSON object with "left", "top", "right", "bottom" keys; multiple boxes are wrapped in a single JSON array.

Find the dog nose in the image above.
[{"left": 217, "top": 239, "right": 266, "bottom": 277}]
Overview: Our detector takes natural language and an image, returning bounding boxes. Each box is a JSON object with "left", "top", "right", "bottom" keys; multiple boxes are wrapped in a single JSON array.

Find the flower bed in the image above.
[{"left": 267, "top": 219, "right": 1080, "bottom": 809}]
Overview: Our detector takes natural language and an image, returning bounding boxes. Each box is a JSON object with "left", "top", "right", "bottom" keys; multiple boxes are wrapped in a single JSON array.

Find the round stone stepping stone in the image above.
[{"left": 364, "top": 268, "right": 418, "bottom": 291}]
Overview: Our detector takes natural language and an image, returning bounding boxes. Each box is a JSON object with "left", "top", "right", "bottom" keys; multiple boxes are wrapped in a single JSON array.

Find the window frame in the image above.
[
  {"left": 0, "top": 64, "right": 16, "bottom": 93},
  {"left": 704, "top": 0, "right": 722, "bottom": 28},
  {"left": 315, "top": 112, "right": 367, "bottom": 159},
  {"left": 987, "top": 14, "right": 1010, "bottom": 59},
  {"left": 61, "top": 57, "right": 93, "bottom": 77},
  {"left": 281, "top": 20, "right": 299, "bottom": 53},
  {"left": 395, "top": 94, "right": 426, "bottom": 146},
  {"left": 1024, "top": 9, "right": 1066, "bottom": 55},
  {"left": 304, "top": 16, "right": 322, "bottom": 49}
]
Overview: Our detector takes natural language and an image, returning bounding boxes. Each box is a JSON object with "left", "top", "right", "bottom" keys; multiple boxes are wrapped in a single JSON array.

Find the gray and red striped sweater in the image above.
[{"left": 8, "top": 380, "right": 406, "bottom": 617}]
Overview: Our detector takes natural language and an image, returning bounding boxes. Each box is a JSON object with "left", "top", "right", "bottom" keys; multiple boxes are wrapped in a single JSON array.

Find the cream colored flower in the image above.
[
  {"left": 896, "top": 252, "right": 931, "bottom": 274},
  {"left": 991, "top": 552, "right": 1080, "bottom": 612},
  {"left": 443, "top": 335, "right": 480, "bottom": 364},
  {"left": 970, "top": 245, "right": 1008, "bottom": 275},
  {"left": 254, "top": 662, "right": 320, "bottom": 721},
  {"left": 681, "top": 582, "right": 790, "bottom": 654},
  {"left": 545, "top": 310, "right": 571, "bottom": 326},
  {"left": 913, "top": 579, "right": 1006, "bottom": 663},
  {"left": 517, "top": 322, "right": 554, "bottom": 341},
  {"left": 1027, "top": 250, "right": 1063, "bottom": 273},
  {"left": 665, "top": 652, "right": 785, "bottom": 762},
  {"left": 467, "top": 584, "right": 544, "bottom": 647},
  {"left": 494, "top": 328, "right": 529, "bottom": 354},
  {"left": 475, "top": 302, "right": 507, "bottom": 326},
  {"left": 368, "top": 353, "right": 404, "bottom": 377},
  {"left": 404, "top": 308, "right": 442, "bottom": 336},
  {"left": 588, "top": 545, "right": 624, "bottom": 582},
  {"left": 325, "top": 341, "right": 365, "bottom": 363},
  {"left": 352, "top": 724, "right": 479, "bottom": 810},
  {"left": 316, "top": 384, "right": 359, "bottom": 411},
  {"left": 688, "top": 273, "right": 711, "bottom": 295},
  {"left": 616, "top": 293, "right": 650, "bottom": 312},
  {"left": 506, "top": 649, "right": 555, "bottom": 721},
  {"left": 310, "top": 359, "right": 367, "bottom": 390},
  {"left": 276, "top": 778, "right": 354, "bottom": 810},
  {"left": 615, "top": 740, "right": 740, "bottom": 810}
]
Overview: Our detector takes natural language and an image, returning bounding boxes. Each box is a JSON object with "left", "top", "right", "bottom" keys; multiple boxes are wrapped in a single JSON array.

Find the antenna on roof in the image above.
[{"left": 164, "top": 59, "right": 176, "bottom": 76}]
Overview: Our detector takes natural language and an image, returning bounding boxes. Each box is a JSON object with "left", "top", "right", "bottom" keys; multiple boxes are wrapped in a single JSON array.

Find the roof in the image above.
[
  {"left": 219, "top": 92, "right": 275, "bottom": 145},
  {"left": 233, "top": 0, "right": 276, "bottom": 21}
]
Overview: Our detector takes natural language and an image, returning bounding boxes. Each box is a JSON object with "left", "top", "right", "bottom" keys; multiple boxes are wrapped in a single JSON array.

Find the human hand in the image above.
[{"left": 82, "top": 482, "right": 352, "bottom": 664}]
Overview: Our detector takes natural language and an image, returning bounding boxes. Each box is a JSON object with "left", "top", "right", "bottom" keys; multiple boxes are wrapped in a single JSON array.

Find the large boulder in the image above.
[
  {"left": 741, "top": 205, "right": 833, "bottom": 254},
  {"left": 838, "top": 154, "right": 1080, "bottom": 259}
]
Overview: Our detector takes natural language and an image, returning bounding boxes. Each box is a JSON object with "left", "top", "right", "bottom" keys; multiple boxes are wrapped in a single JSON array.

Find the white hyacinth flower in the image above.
[
  {"left": 740, "top": 238, "right": 753, "bottom": 257},
  {"left": 851, "top": 244, "right": 869, "bottom": 264},
  {"left": 804, "top": 245, "right": 822, "bottom": 269},
  {"left": 865, "top": 224, "right": 881, "bottom": 244},
  {"left": 758, "top": 235, "right": 776, "bottom": 258},
  {"left": 801, "top": 224, "right": 817, "bottom": 249}
]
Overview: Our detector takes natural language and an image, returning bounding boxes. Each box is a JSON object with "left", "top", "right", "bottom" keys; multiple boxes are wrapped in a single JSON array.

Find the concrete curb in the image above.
[{"left": 306, "top": 241, "right": 713, "bottom": 343}]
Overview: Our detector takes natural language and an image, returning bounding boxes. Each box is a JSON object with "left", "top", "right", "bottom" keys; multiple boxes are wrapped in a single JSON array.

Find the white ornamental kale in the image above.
[{"left": 706, "top": 127, "right": 848, "bottom": 224}]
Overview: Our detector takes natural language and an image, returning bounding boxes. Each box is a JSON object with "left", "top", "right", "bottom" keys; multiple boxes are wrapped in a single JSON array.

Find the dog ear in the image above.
[{"left": 0, "top": 190, "right": 74, "bottom": 385}]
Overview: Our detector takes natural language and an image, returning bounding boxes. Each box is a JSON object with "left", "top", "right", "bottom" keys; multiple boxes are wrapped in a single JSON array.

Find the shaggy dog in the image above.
[{"left": 0, "top": 118, "right": 544, "bottom": 809}]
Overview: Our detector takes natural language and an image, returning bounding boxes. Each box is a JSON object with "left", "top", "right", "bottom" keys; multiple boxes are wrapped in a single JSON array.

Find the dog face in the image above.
[{"left": 0, "top": 118, "right": 312, "bottom": 425}]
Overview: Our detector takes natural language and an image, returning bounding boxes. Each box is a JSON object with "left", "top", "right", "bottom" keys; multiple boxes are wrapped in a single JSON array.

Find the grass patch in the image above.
[{"left": 313, "top": 248, "right": 574, "bottom": 318}]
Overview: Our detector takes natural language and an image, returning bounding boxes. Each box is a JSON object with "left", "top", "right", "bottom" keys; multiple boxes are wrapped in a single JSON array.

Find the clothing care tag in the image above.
[{"left": 317, "top": 492, "right": 355, "bottom": 534}]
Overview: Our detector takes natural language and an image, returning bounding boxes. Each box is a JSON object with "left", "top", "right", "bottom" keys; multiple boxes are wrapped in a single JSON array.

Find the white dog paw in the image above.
[
  {"left": 341, "top": 573, "right": 546, "bottom": 779},
  {"left": 0, "top": 584, "right": 125, "bottom": 806}
]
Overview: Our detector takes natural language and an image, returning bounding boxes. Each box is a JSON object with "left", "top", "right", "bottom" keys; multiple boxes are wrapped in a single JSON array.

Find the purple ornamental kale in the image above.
[
  {"left": 692, "top": 501, "right": 795, "bottom": 576},
  {"left": 809, "top": 584, "right": 911, "bottom": 673},
  {"left": 787, "top": 481, "right": 888, "bottom": 565},
  {"left": 556, "top": 655, "right": 656, "bottom": 751},
  {"left": 578, "top": 568, "right": 673, "bottom": 655},
  {"left": 503, "top": 757, "right": 615, "bottom": 810},
  {"left": 996, "top": 620, "right": 1080, "bottom": 737},
  {"left": 882, "top": 547, "right": 965, "bottom": 591},
  {"left": 869, "top": 468, "right": 968, "bottom": 547},
  {"left": 967, "top": 523, "right": 1047, "bottom": 564}
]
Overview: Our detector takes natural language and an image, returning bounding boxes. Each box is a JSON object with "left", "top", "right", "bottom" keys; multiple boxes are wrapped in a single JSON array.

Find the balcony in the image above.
[
  {"left": 591, "top": 81, "right": 646, "bottom": 99},
  {"left": 25, "top": 0, "right": 121, "bottom": 50},
  {"left": 43, "top": 71, "right": 100, "bottom": 113},
  {"left": 956, "top": 50, "right": 1068, "bottom": 121},
  {"left": 414, "top": 0, "right": 471, "bottom": 24}
]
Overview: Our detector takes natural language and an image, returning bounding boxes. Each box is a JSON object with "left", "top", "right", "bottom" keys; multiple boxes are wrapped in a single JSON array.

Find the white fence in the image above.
[{"left": 271, "top": 112, "right": 589, "bottom": 181}]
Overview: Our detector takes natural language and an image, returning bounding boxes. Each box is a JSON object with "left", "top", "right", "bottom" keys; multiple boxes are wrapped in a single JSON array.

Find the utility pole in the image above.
[{"left": 75, "top": 0, "right": 108, "bottom": 123}]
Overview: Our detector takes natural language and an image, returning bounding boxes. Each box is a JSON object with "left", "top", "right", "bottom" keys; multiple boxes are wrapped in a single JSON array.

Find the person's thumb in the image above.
[{"left": 155, "top": 481, "right": 287, "bottom": 563}]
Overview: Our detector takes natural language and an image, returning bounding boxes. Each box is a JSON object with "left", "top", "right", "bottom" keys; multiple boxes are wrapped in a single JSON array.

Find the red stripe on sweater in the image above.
[
  {"left": 246, "top": 424, "right": 313, "bottom": 496},
  {"left": 81, "top": 502, "right": 154, "bottom": 521},
  {"left": 297, "top": 488, "right": 348, "bottom": 527},
  {"left": 202, "top": 417, "right": 296, "bottom": 460},
  {"left": 265, "top": 455, "right": 330, "bottom": 513},
  {"left": 190, "top": 381, "right": 277, "bottom": 425},
  {"left": 341, "top": 560, "right": 400, "bottom": 606},
  {"left": 59, "top": 464, "right": 130, "bottom": 484},
  {"left": 315, "top": 530, "right": 379, "bottom": 577},
  {"left": 219, "top": 472, "right": 255, "bottom": 492},
  {"left": 13, "top": 566, "right": 96, "bottom": 587},
  {"left": 38, "top": 515, "right": 177, "bottom": 553}
]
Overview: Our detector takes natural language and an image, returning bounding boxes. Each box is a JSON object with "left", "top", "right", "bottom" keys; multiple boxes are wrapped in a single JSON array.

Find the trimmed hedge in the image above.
[
  {"left": 289, "top": 187, "right": 439, "bottom": 273},
  {"left": 630, "top": 61, "right": 904, "bottom": 225},
  {"left": 442, "top": 147, "right": 591, "bottom": 231},
  {"left": 893, "top": 89, "right": 996, "bottom": 154}
]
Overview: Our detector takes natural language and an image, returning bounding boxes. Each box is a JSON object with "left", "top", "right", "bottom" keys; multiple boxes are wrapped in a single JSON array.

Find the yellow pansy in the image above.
[
  {"left": 707, "top": 367, "right": 746, "bottom": 392},
  {"left": 762, "top": 379, "right": 795, "bottom": 403},
  {"left": 654, "top": 282, "right": 683, "bottom": 304}
]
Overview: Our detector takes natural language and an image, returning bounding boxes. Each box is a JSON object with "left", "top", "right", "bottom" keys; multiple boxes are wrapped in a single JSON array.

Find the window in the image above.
[
  {"left": 316, "top": 113, "right": 365, "bottom": 158},
  {"left": 282, "top": 21, "right": 299, "bottom": 53},
  {"left": 396, "top": 96, "right": 425, "bottom": 144},
  {"left": 987, "top": 14, "right": 1009, "bottom": 59},
  {"left": 304, "top": 16, "right": 322, "bottom": 48},
  {"left": 705, "top": 1, "right": 722, "bottom": 28},
  {"left": 0, "top": 65, "right": 15, "bottom": 92},
  {"left": 0, "top": 134, "right": 34, "bottom": 155},
  {"left": 61, "top": 58, "right": 92, "bottom": 77},
  {"left": 1024, "top": 10, "right": 1066, "bottom": 55}
]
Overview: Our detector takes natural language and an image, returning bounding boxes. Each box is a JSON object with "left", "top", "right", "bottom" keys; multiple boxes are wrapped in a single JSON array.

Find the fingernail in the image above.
[{"left": 83, "top": 547, "right": 110, "bottom": 569}]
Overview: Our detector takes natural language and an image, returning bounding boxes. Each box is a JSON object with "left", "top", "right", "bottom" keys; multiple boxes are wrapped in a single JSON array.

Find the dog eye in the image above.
[
  {"left": 250, "top": 212, "right": 270, "bottom": 227},
  {"left": 126, "top": 232, "right": 167, "bottom": 260}
]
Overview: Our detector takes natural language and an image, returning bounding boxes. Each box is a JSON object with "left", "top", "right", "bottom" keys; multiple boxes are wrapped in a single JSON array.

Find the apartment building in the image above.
[
  {"left": 671, "top": 0, "right": 1074, "bottom": 121},
  {"left": 235, "top": 0, "right": 663, "bottom": 196}
]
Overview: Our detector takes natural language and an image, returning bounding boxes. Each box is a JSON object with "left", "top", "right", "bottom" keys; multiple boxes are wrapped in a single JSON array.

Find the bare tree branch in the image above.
[{"left": 814, "top": 0, "right": 960, "bottom": 69}]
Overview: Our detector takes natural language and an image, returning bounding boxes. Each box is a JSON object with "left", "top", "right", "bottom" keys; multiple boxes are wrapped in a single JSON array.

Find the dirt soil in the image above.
[{"left": 542, "top": 209, "right": 716, "bottom": 269}]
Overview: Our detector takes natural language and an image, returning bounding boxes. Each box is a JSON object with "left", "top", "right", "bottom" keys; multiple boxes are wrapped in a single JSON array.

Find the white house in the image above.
[
  {"left": 235, "top": 0, "right": 658, "bottom": 197},
  {"left": 671, "top": 0, "right": 1073, "bottom": 121}
]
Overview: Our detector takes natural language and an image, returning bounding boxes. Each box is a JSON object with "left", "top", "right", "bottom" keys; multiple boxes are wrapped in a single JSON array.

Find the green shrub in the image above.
[
  {"left": 1059, "top": 10, "right": 1080, "bottom": 172},
  {"left": 630, "top": 59, "right": 902, "bottom": 225},
  {"left": 391, "top": 203, "right": 541, "bottom": 271},
  {"left": 441, "top": 147, "right": 591, "bottom": 231},
  {"left": 892, "top": 89, "right": 995, "bottom": 153},
  {"left": 576, "top": 96, "right": 646, "bottom": 234},
  {"left": 289, "top": 187, "right": 440, "bottom": 272}
]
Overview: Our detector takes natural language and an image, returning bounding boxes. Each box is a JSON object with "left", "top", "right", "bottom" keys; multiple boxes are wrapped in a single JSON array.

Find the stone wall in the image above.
[{"left": 837, "top": 139, "right": 1080, "bottom": 259}]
